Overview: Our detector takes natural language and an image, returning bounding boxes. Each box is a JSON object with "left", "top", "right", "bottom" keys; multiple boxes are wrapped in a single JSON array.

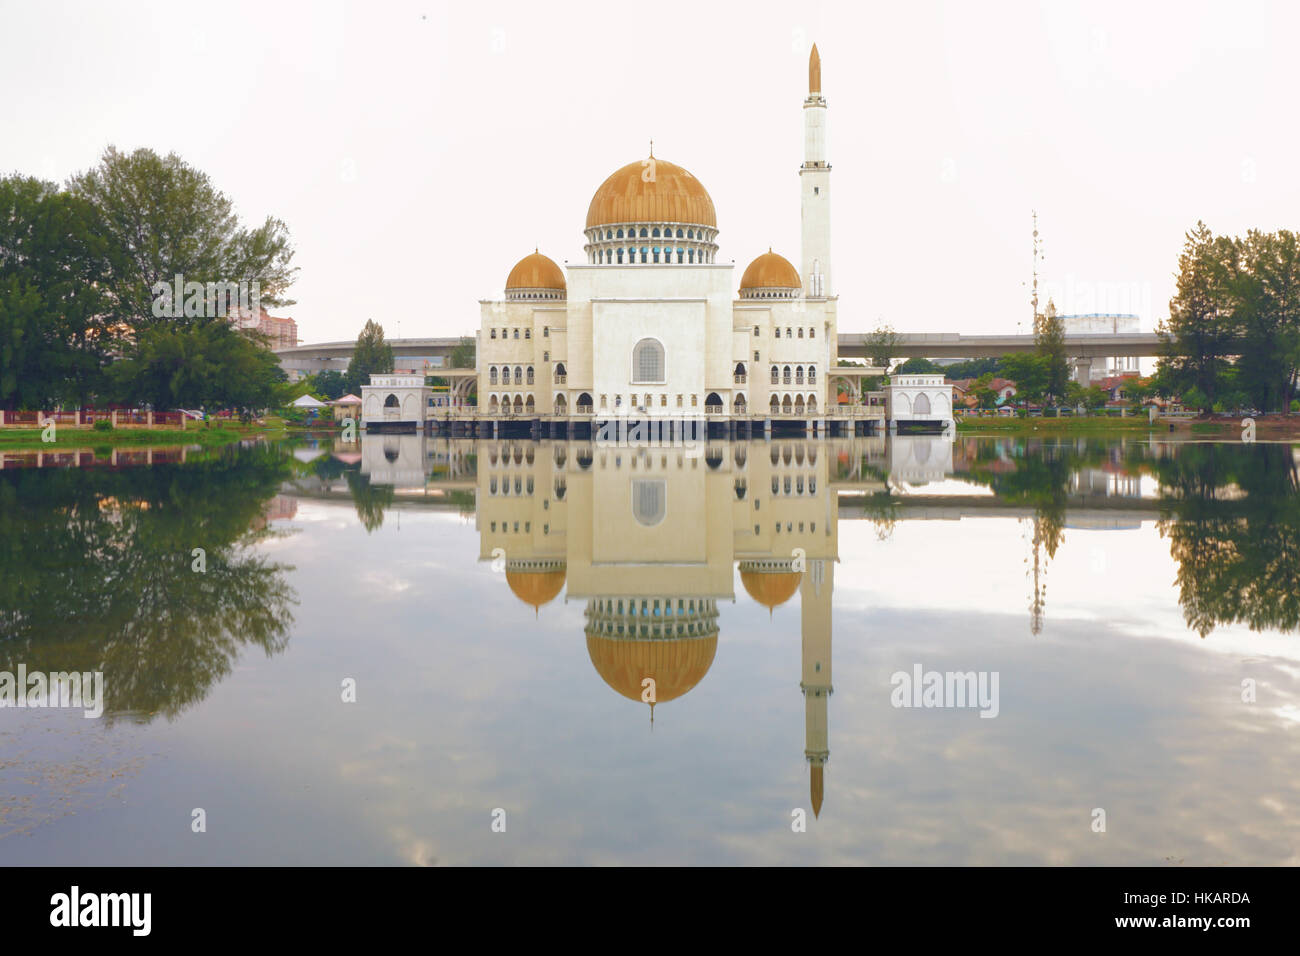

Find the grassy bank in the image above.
[
  {"left": 0, "top": 423, "right": 277, "bottom": 450},
  {"left": 956, "top": 416, "right": 1156, "bottom": 434}
]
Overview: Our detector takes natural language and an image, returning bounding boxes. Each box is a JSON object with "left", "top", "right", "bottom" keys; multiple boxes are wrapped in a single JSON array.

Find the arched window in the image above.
[
  {"left": 640, "top": 247, "right": 647, "bottom": 262},
  {"left": 489, "top": 367, "right": 498, "bottom": 385},
  {"left": 771, "top": 366, "right": 778, "bottom": 384},
  {"left": 554, "top": 394, "right": 567, "bottom": 415},
  {"left": 577, "top": 392, "right": 593, "bottom": 413},
  {"left": 632, "top": 479, "right": 666, "bottom": 527},
  {"left": 632, "top": 338, "right": 665, "bottom": 382},
  {"left": 783, "top": 365, "right": 792, "bottom": 385},
  {"left": 384, "top": 394, "right": 399, "bottom": 408},
  {"left": 489, "top": 395, "right": 499, "bottom": 414},
  {"left": 782, "top": 395, "right": 792, "bottom": 414},
  {"left": 914, "top": 392, "right": 932, "bottom": 416},
  {"left": 705, "top": 392, "right": 722, "bottom": 413},
  {"left": 606, "top": 229, "right": 613, "bottom": 239},
  {"left": 525, "top": 395, "right": 535, "bottom": 414},
  {"left": 798, "top": 328, "right": 804, "bottom": 338},
  {"left": 676, "top": 228, "right": 683, "bottom": 238},
  {"left": 808, "top": 366, "right": 816, "bottom": 384},
  {"left": 617, "top": 249, "right": 624, "bottom": 263},
  {"left": 526, "top": 366, "right": 534, "bottom": 385},
  {"left": 796, "top": 366, "right": 804, "bottom": 384},
  {"left": 513, "top": 395, "right": 523, "bottom": 414},
  {"left": 733, "top": 394, "right": 747, "bottom": 413},
  {"left": 810, "top": 327, "right": 815, "bottom": 338},
  {"left": 794, "top": 395, "right": 805, "bottom": 415},
  {"left": 770, "top": 395, "right": 780, "bottom": 413},
  {"left": 687, "top": 229, "right": 694, "bottom": 239},
  {"left": 514, "top": 366, "right": 523, "bottom": 384},
  {"left": 688, "top": 249, "right": 695, "bottom": 263},
  {"left": 639, "top": 227, "right": 648, "bottom": 238},
  {"left": 652, "top": 227, "right": 660, "bottom": 238},
  {"left": 617, "top": 228, "right": 624, "bottom": 238}
]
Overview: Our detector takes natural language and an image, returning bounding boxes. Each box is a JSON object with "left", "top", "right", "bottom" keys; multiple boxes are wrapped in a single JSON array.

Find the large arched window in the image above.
[
  {"left": 914, "top": 393, "right": 932, "bottom": 415},
  {"left": 632, "top": 338, "right": 665, "bottom": 382}
]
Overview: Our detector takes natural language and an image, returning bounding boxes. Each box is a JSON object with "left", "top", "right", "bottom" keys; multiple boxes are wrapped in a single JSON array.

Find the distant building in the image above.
[
  {"left": 1060, "top": 314, "right": 1139, "bottom": 380},
  {"left": 229, "top": 305, "right": 299, "bottom": 350}
]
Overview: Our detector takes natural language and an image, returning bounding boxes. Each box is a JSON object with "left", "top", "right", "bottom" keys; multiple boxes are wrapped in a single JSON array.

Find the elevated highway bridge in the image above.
[{"left": 274, "top": 331, "right": 1165, "bottom": 382}]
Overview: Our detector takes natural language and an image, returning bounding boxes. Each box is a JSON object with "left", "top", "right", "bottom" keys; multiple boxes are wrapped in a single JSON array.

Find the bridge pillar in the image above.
[{"left": 1073, "top": 356, "right": 1093, "bottom": 384}]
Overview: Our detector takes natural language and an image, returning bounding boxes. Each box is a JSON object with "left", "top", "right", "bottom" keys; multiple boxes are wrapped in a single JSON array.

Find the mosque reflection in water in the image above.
[{"left": 350, "top": 431, "right": 957, "bottom": 818}]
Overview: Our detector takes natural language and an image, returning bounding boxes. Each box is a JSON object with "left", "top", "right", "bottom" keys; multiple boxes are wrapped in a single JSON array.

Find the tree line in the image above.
[{"left": 0, "top": 146, "right": 297, "bottom": 414}]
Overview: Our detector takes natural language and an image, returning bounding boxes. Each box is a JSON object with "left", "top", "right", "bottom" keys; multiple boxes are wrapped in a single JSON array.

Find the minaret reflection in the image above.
[{"left": 469, "top": 436, "right": 851, "bottom": 818}]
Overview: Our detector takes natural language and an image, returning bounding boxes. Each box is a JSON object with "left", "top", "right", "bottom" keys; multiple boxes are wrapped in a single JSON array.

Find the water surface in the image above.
[{"left": 2, "top": 434, "right": 1298, "bottom": 865}]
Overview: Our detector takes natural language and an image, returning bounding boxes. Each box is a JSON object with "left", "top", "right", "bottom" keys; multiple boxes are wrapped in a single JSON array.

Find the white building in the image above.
[
  {"left": 476, "top": 46, "right": 839, "bottom": 429},
  {"left": 886, "top": 374, "right": 955, "bottom": 433},
  {"left": 361, "top": 374, "right": 432, "bottom": 430}
]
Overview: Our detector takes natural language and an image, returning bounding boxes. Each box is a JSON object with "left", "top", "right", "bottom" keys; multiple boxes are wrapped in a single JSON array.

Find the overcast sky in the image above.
[{"left": 3, "top": 0, "right": 1297, "bottom": 343}]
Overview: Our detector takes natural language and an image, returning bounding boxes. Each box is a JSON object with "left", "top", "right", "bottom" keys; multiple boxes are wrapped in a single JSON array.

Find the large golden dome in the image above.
[
  {"left": 586, "top": 633, "right": 718, "bottom": 704},
  {"left": 585, "top": 156, "right": 717, "bottom": 230},
  {"left": 739, "top": 250, "right": 801, "bottom": 291},
  {"left": 505, "top": 251, "right": 565, "bottom": 292}
]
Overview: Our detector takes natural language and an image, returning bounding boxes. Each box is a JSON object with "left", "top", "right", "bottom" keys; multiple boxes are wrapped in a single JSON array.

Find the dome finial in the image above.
[
  {"left": 809, "top": 43, "right": 821, "bottom": 95},
  {"left": 649, "top": 138, "right": 653, "bottom": 158}
]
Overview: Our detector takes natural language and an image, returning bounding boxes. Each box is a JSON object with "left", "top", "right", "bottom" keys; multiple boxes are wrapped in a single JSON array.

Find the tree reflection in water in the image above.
[{"left": 0, "top": 444, "right": 297, "bottom": 722}]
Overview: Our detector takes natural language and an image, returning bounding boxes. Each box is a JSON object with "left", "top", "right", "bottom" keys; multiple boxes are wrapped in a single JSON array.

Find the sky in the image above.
[{"left": 2, "top": 0, "right": 1298, "bottom": 344}]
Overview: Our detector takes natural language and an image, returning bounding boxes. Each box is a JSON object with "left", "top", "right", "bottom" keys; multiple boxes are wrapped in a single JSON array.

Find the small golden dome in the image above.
[
  {"left": 586, "top": 633, "right": 718, "bottom": 704},
  {"left": 505, "top": 251, "right": 565, "bottom": 292},
  {"left": 506, "top": 567, "right": 566, "bottom": 609},
  {"left": 740, "top": 569, "right": 803, "bottom": 609},
  {"left": 739, "top": 250, "right": 801, "bottom": 291},
  {"left": 586, "top": 156, "right": 717, "bottom": 230}
]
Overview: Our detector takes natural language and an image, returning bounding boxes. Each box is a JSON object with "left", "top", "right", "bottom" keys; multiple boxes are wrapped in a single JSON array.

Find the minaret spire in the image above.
[{"left": 800, "top": 43, "right": 831, "bottom": 298}]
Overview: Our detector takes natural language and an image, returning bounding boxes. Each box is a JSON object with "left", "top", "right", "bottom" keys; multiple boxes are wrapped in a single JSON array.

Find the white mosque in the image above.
[
  {"left": 361, "top": 44, "right": 954, "bottom": 436},
  {"left": 475, "top": 46, "right": 839, "bottom": 431}
]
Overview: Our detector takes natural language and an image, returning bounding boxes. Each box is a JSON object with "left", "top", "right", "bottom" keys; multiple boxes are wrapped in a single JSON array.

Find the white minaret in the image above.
[{"left": 800, "top": 44, "right": 831, "bottom": 298}]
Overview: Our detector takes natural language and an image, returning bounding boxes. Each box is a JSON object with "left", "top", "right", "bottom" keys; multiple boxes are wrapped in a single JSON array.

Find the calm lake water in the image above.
[{"left": 2, "top": 433, "right": 1299, "bottom": 865}]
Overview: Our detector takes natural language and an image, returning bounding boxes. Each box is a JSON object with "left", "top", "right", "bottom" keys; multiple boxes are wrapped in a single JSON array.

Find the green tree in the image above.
[
  {"left": 0, "top": 176, "right": 113, "bottom": 409},
  {"left": 1034, "top": 299, "right": 1070, "bottom": 402},
  {"left": 943, "top": 356, "right": 1002, "bottom": 379},
  {"left": 1229, "top": 230, "right": 1300, "bottom": 411},
  {"left": 68, "top": 146, "right": 297, "bottom": 331},
  {"left": 865, "top": 323, "right": 899, "bottom": 369},
  {"left": 1000, "top": 352, "right": 1049, "bottom": 402},
  {"left": 108, "top": 321, "right": 286, "bottom": 417},
  {"left": 449, "top": 336, "right": 476, "bottom": 369},
  {"left": 1159, "top": 222, "right": 1235, "bottom": 407},
  {"left": 896, "top": 356, "right": 943, "bottom": 375},
  {"left": 312, "top": 369, "right": 349, "bottom": 400},
  {"left": 345, "top": 319, "right": 394, "bottom": 391}
]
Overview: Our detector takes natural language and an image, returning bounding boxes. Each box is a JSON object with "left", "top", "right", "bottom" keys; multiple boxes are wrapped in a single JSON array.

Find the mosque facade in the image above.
[{"left": 476, "top": 46, "right": 838, "bottom": 427}]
